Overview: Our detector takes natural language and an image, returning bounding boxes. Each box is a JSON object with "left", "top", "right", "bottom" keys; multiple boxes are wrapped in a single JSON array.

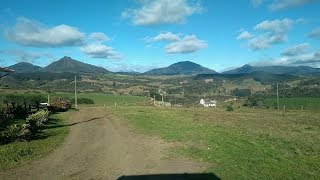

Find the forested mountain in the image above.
[
  {"left": 40, "top": 56, "right": 109, "bottom": 74},
  {"left": 8, "top": 62, "right": 42, "bottom": 73}
]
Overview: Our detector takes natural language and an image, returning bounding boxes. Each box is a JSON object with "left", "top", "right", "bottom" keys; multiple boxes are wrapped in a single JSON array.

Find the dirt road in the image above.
[{"left": 1, "top": 108, "right": 208, "bottom": 180}]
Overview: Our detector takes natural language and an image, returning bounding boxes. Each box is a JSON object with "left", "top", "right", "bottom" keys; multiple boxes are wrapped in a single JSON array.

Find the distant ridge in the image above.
[
  {"left": 8, "top": 62, "right": 41, "bottom": 73},
  {"left": 223, "top": 64, "right": 320, "bottom": 75},
  {"left": 41, "top": 56, "right": 109, "bottom": 74},
  {"left": 143, "top": 61, "right": 216, "bottom": 75}
]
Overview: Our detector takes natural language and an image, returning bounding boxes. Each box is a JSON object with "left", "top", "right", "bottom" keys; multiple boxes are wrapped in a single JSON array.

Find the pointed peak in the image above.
[
  {"left": 60, "top": 56, "right": 73, "bottom": 61},
  {"left": 242, "top": 64, "right": 252, "bottom": 68}
]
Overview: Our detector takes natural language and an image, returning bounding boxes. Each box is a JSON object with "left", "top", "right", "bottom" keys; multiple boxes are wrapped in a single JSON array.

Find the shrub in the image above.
[
  {"left": 12, "top": 105, "right": 30, "bottom": 119},
  {"left": 0, "top": 124, "right": 28, "bottom": 144},
  {"left": 26, "top": 110, "right": 49, "bottom": 126},
  {"left": 244, "top": 95, "right": 266, "bottom": 108},
  {"left": 226, "top": 105, "right": 234, "bottom": 111},
  {"left": 48, "top": 97, "right": 71, "bottom": 112},
  {"left": 0, "top": 107, "right": 11, "bottom": 130},
  {"left": 26, "top": 110, "right": 49, "bottom": 136}
]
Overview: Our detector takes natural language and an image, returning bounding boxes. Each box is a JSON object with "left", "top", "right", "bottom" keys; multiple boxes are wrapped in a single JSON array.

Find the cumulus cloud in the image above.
[
  {"left": 121, "top": 0, "right": 202, "bottom": 25},
  {"left": 88, "top": 32, "right": 110, "bottom": 42},
  {"left": 281, "top": 43, "right": 309, "bottom": 56},
  {"left": 269, "top": 0, "right": 318, "bottom": 11},
  {"left": 80, "top": 43, "right": 122, "bottom": 60},
  {"left": 283, "top": 51, "right": 320, "bottom": 66},
  {"left": 236, "top": 31, "right": 253, "bottom": 40},
  {"left": 146, "top": 32, "right": 181, "bottom": 42},
  {"left": 245, "top": 18, "right": 293, "bottom": 50},
  {"left": 308, "top": 27, "right": 320, "bottom": 39},
  {"left": 253, "top": 47, "right": 320, "bottom": 67},
  {"left": 146, "top": 33, "right": 207, "bottom": 54},
  {"left": 4, "top": 17, "right": 85, "bottom": 47},
  {"left": 165, "top": 35, "right": 207, "bottom": 54},
  {"left": 254, "top": 18, "right": 292, "bottom": 33}
]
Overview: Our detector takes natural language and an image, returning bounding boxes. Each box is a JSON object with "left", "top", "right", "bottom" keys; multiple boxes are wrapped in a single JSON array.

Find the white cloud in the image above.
[
  {"left": 147, "top": 32, "right": 181, "bottom": 42},
  {"left": 308, "top": 27, "right": 320, "bottom": 39},
  {"left": 5, "top": 17, "right": 85, "bottom": 47},
  {"left": 246, "top": 18, "right": 293, "bottom": 50},
  {"left": 253, "top": 48, "right": 320, "bottom": 67},
  {"left": 281, "top": 43, "right": 309, "bottom": 56},
  {"left": 165, "top": 35, "right": 207, "bottom": 54},
  {"left": 108, "top": 63, "right": 162, "bottom": 73},
  {"left": 236, "top": 31, "right": 253, "bottom": 40},
  {"left": 248, "top": 35, "right": 271, "bottom": 50},
  {"left": 254, "top": 18, "right": 292, "bottom": 33},
  {"left": 269, "top": 0, "right": 318, "bottom": 11},
  {"left": 80, "top": 43, "right": 122, "bottom": 60},
  {"left": 88, "top": 32, "right": 110, "bottom": 42},
  {"left": 250, "top": 0, "right": 263, "bottom": 7},
  {"left": 121, "top": 0, "right": 202, "bottom": 25}
]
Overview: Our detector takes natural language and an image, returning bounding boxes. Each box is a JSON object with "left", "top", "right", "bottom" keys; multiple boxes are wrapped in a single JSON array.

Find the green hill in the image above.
[
  {"left": 41, "top": 56, "right": 109, "bottom": 74},
  {"left": 8, "top": 62, "right": 42, "bottom": 73}
]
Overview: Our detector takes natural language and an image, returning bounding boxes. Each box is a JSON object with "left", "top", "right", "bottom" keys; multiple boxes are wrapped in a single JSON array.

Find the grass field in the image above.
[
  {"left": 52, "top": 93, "right": 148, "bottom": 106},
  {"left": 264, "top": 97, "right": 320, "bottom": 110},
  {"left": 111, "top": 106, "right": 320, "bottom": 179},
  {"left": 0, "top": 111, "right": 71, "bottom": 171},
  {"left": 0, "top": 91, "right": 149, "bottom": 107}
]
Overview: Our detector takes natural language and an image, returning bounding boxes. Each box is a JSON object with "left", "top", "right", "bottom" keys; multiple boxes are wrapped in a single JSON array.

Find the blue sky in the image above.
[{"left": 0, "top": 0, "right": 320, "bottom": 72}]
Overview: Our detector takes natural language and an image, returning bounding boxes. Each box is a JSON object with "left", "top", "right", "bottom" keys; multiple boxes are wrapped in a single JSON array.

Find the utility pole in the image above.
[
  {"left": 277, "top": 83, "right": 279, "bottom": 110},
  {"left": 75, "top": 76, "right": 78, "bottom": 109}
]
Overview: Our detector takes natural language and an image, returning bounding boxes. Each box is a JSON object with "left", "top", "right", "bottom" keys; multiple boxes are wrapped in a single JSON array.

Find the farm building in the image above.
[{"left": 200, "top": 98, "right": 217, "bottom": 107}]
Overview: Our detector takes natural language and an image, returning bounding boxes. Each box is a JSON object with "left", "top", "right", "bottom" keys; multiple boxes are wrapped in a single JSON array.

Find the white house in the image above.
[{"left": 200, "top": 98, "right": 217, "bottom": 107}]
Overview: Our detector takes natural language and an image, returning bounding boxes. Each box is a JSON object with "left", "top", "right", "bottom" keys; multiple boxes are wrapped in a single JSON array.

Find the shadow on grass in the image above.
[{"left": 117, "top": 173, "right": 220, "bottom": 180}]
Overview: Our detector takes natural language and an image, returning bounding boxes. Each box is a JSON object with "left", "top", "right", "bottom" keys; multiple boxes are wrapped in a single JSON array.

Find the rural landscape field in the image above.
[{"left": 1, "top": 0, "right": 320, "bottom": 179}]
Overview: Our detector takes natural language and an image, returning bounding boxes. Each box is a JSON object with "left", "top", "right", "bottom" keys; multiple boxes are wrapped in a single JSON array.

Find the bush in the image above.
[
  {"left": 226, "top": 105, "right": 234, "bottom": 111},
  {"left": 48, "top": 97, "right": 71, "bottom": 112},
  {"left": 0, "top": 124, "right": 23, "bottom": 144},
  {"left": 244, "top": 95, "right": 265, "bottom": 108},
  {"left": 12, "top": 105, "right": 30, "bottom": 119},
  {"left": 26, "top": 110, "right": 49, "bottom": 136},
  {"left": 0, "top": 107, "right": 13, "bottom": 130},
  {"left": 0, "top": 124, "right": 30, "bottom": 144},
  {"left": 26, "top": 110, "right": 49, "bottom": 126},
  {"left": 71, "top": 98, "right": 94, "bottom": 104}
]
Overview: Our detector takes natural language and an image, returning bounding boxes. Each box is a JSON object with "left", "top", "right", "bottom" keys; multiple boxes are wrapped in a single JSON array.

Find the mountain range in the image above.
[
  {"left": 8, "top": 56, "right": 109, "bottom": 74},
  {"left": 223, "top": 64, "right": 320, "bottom": 75},
  {"left": 5, "top": 56, "right": 320, "bottom": 76}
]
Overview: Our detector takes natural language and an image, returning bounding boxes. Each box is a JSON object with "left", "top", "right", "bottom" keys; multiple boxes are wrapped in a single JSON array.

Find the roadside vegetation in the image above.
[
  {"left": 111, "top": 106, "right": 320, "bottom": 179},
  {"left": 0, "top": 94, "right": 72, "bottom": 171}
]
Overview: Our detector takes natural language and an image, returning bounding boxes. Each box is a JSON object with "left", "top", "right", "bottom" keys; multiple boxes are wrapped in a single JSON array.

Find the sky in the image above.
[{"left": 0, "top": 0, "right": 320, "bottom": 72}]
